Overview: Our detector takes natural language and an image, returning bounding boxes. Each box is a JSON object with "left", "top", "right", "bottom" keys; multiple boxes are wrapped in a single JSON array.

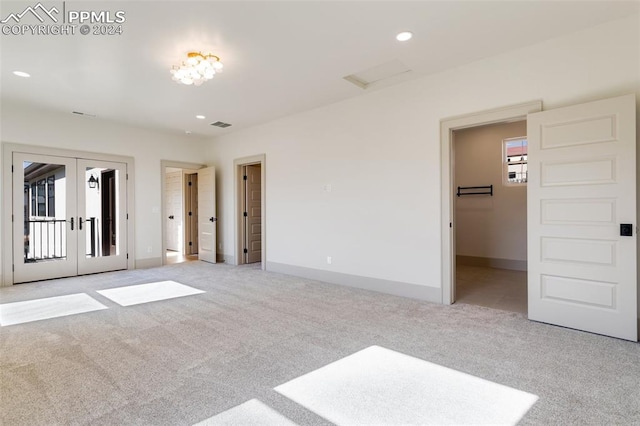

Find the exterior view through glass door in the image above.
[
  {"left": 77, "top": 159, "right": 127, "bottom": 276},
  {"left": 12, "top": 153, "right": 127, "bottom": 283}
]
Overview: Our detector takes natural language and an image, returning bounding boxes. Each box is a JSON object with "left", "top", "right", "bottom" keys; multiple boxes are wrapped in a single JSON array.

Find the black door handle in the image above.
[
  {"left": 70, "top": 217, "right": 74, "bottom": 231},
  {"left": 169, "top": 215, "right": 174, "bottom": 220},
  {"left": 209, "top": 217, "right": 217, "bottom": 222},
  {"left": 620, "top": 223, "right": 633, "bottom": 236},
  {"left": 79, "top": 217, "right": 83, "bottom": 231}
]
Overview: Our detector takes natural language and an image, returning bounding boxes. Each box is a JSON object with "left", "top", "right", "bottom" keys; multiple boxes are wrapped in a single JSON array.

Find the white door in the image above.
[
  {"left": 197, "top": 166, "right": 217, "bottom": 263},
  {"left": 165, "top": 170, "right": 182, "bottom": 252},
  {"left": 12, "top": 154, "right": 128, "bottom": 283},
  {"left": 245, "top": 164, "right": 262, "bottom": 264},
  {"left": 527, "top": 94, "right": 637, "bottom": 341},
  {"left": 13, "top": 153, "right": 78, "bottom": 283},
  {"left": 77, "top": 159, "right": 128, "bottom": 275}
]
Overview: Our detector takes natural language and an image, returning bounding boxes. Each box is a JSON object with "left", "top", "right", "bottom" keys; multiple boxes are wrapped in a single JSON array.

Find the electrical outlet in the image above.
[
  {"left": 147, "top": 246, "right": 152, "bottom": 253},
  {"left": 327, "top": 256, "right": 332, "bottom": 264},
  {"left": 324, "top": 184, "right": 332, "bottom": 193}
]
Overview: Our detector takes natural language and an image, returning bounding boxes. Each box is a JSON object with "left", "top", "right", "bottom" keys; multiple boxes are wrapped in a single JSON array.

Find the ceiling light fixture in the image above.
[
  {"left": 196, "top": 115, "right": 206, "bottom": 120},
  {"left": 396, "top": 31, "right": 413, "bottom": 42},
  {"left": 170, "top": 51, "right": 223, "bottom": 86},
  {"left": 13, "top": 71, "right": 30, "bottom": 78}
]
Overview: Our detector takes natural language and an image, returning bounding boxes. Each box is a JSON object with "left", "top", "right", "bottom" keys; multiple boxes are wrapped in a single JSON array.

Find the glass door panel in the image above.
[
  {"left": 13, "top": 153, "right": 78, "bottom": 283},
  {"left": 77, "top": 159, "right": 127, "bottom": 275}
]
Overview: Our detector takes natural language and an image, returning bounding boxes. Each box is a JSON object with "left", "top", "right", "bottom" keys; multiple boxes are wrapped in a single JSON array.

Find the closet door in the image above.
[{"left": 13, "top": 153, "right": 78, "bottom": 283}]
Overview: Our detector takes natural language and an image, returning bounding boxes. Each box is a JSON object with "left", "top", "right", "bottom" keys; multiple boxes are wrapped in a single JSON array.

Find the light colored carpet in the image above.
[
  {"left": 0, "top": 261, "right": 639, "bottom": 425},
  {"left": 96, "top": 280, "right": 205, "bottom": 306},
  {"left": 275, "top": 345, "right": 538, "bottom": 425},
  {"left": 0, "top": 293, "right": 108, "bottom": 326},
  {"left": 196, "top": 399, "right": 298, "bottom": 425}
]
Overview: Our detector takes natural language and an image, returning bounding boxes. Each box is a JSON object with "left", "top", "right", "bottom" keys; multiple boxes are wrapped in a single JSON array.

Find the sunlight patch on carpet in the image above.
[
  {"left": 275, "top": 345, "right": 538, "bottom": 425},
  {"left": 96, "top": 280, "right": 204, "bottom": 306},
  {"left": 193, "top": 399, "right": 298, "bottom": 426},
  {"left": 0, "top": 293, "right": 108, "bottom": 326}
]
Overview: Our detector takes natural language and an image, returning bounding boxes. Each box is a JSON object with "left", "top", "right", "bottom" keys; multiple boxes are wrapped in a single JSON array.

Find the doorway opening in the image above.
[
  {"left": 161, "top": 161, "right": 205, "bottom": 266},
  {"left": 234, "top": 155, "right": 266, "bottom": 268},
  {"left": 452, "top": 121, "right": 528, "bottom": 314},
  {"left": 440, "top": 100, "right": 542, "bottom": 309}
]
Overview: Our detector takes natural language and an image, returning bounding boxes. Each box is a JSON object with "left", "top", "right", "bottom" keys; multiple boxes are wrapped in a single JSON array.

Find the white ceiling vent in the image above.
[
  {"left": 344, "top": 59, "right": 411, "bottom": 89},
  {"left": 210, "top": 121, "right": 232, "bottom": 128}
]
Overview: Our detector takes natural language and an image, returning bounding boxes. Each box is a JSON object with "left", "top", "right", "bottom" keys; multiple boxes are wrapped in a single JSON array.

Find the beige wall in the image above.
[
  {"left": 454, "top": 121, "right": 527, "bottom": 264},
  {"left": 0, "top": 102, "right": 209, "bottom": 284},
  {"left": 207, "top": 16, "right": 639, "bottom": 296}
]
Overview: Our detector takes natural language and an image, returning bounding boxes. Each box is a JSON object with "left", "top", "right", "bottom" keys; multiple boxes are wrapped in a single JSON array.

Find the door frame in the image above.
[
  {"left": 440, "top": 101, "right": 541, "bottom": 304},
  {"left": 160, "top": 160, "right": 205, "bottom": 266},
  {"left": 1, "top": 142, "right": 135, "bottom": 287},
  {"left": 234, "top": 154, "right": 266, "bottom": 268}
]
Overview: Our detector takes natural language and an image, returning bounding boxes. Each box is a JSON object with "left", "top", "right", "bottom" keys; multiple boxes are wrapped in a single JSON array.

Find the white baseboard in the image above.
[
  {"left": 456, "top": 255, "right": 527, "bottom": 272},
  {"left": 266, "top": 262, "right": 441, "bottom": 303},
  {"left": 216, "top": 254, "right": 234, "bottom": 264},
  {"left": 135, "top": 257, "right": 162, "bottom": 269}
]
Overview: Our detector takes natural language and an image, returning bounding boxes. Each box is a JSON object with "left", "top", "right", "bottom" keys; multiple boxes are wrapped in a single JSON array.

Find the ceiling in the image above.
[{"left": 1, "top": 1, "right": 637, "bottom": 137}]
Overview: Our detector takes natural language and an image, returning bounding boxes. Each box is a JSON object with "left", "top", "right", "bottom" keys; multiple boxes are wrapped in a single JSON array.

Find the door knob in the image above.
[
  {"left": 169, "top": 215, "right": 174, "bottom": 220},
  {"left": 209, "top": 217, "right": 217, "bottom": 222},
  {"left": 620, "top": 223, "right": 633, "bottom": 236}
]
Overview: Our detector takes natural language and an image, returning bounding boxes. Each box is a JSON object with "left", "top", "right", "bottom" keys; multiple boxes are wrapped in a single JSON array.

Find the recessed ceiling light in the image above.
[
  {"left": 185, "top": 130, "right": 192, "bottom": 134},
  {"left": 13, "top": 71, "right": 30, "bottom": 78},
  {"left": 196, "top": 115, "right": 206, "bottom": 120},
  {"left": 396, "top": 31, "right": 413, "bottom": 42}
]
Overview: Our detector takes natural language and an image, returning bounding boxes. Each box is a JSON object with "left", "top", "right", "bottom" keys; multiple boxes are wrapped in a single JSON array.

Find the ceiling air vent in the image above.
[
  {"left": 210, "top": 121, "right": 232, "bottom": 128},
  {"left": 344, "top": 59, "right": 411, "bottom": 90}
]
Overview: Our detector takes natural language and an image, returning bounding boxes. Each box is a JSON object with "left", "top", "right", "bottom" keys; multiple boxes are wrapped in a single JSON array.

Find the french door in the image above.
[{"left": 13, "top": 153, "right": 128, "bottom": 283}]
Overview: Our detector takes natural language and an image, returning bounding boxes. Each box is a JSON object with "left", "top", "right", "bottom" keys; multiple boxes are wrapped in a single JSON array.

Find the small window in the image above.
[
  {"left": 504, "top": 137, "right": 527, "bottom": 185},
  {"left": 28, "top": 175, "right": 56, "bottom": 218},
  {"left": 36, "top": 179, "right": 46, "bottom": 216},
  {"left": 47, "top": 175, "right": 55, "bottom": 217}
]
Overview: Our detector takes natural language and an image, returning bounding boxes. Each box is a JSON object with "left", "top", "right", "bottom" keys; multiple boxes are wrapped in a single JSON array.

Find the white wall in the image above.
[
  {"left": 0, "top": 102, "right": 208, "bottom": 284},
  {"left": 207, "top": 16, "right": 640, "bottom": 296},
  {"left": 454, "top": 121, "right": 527, "bottom": 264}
]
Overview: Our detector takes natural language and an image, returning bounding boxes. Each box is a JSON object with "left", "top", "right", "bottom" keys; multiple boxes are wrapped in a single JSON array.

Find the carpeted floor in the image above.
[{"left": 0, "top": 261, "right": 639, "bottom": 425}]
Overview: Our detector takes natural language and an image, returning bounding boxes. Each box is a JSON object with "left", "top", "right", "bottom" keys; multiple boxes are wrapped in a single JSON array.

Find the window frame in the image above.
[
  {"left": 27, "top": 174, "right": 56, "bottom": 218},
  {"left": 503, "top": 136, "right": 528, "bottom": 186}
]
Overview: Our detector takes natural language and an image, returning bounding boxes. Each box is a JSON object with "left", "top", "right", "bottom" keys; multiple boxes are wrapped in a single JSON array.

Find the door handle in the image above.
[
  {"left": 169, "top": 215, "right": 174, "bottom": 220},
  {"left": 70, "top": 217, "right": 74, "bottom": 231},
  {"left": 620, "top": 223, "right": 633, "bottom": 236},
  {"left": 79, "top": 217, "right": 83, "bottom": 231},
  {"left": 209, "top": 217, "right": 217, "bottom": 222}
]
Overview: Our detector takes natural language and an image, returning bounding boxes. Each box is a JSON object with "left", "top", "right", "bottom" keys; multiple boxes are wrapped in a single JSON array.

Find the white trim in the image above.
[
  {"left": 267, "top": 261, "right": 442, "bottom": 303},
  {"left": 1, "top": 142, "right": 135, "bottom": 286},
  {"left": 440, "top": 101, "right": 542, "bottom": 304},
  {"left": 233, "top": 154, "right": 266, "bottom": 269},
  {"left": 159, "top": 160, "right": 206, "bottom": 266}
]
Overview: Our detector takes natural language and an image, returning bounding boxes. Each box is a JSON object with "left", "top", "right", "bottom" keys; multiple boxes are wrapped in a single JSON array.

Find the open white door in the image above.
[
  {"left": 197, "top": 166, "right": 217, "bottom": 263},
  {"left": 527, "top": 94, "right": 637, "bottom": 341}
]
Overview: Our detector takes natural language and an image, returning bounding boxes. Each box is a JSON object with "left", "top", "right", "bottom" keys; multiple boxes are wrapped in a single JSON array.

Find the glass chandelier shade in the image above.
[{"left": 170, "top": 52, "right": 224, "bottom": 86}]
